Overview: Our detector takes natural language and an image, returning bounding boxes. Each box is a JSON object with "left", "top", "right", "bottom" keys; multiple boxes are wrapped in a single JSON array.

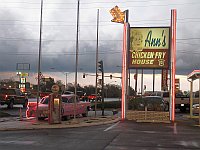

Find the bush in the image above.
[
  {"left": 128, "top": 97, "right": 144, "bottom": 110},
  {"left": 91, "top": 101, "right": 121, "bottom": 109}
]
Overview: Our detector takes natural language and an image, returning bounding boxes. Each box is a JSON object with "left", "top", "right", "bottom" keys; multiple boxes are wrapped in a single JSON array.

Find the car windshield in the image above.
[
  {"left": 40, "top": 96, "right": 73, "bottom": 104},
  {"left": 41, "top": 97, "right": 49, "bottom": 104},
  {"left": 63, "top": 91, "right": 74, "bottom": 95}
]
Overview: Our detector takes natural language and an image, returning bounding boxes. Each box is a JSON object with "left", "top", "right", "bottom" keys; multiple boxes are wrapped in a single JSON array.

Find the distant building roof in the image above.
[{"left": 187, "top": 70, "right": 200, "bottom": 81}]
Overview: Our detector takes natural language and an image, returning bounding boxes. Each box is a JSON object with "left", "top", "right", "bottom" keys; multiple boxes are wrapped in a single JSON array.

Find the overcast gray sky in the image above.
[{"left": 0, "top": 0, "right": 200, "bottom": 77}]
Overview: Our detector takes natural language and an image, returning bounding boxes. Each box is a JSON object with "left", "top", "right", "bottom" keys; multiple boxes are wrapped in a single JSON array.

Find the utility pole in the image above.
[
  {"left": 65, "top": 73, "right": 67, "bottom": 90},
  {"left": 74, "top": 0, "right": 80, "bottom": 119},
  {"left": 95, "top": 9, "right": 99, "bottom": 117},
  {"left": 37, "top": 0, "right": 43, "bottom": 121}
]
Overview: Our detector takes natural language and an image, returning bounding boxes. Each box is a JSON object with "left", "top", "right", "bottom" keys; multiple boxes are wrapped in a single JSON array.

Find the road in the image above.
[
  {"left": 0, "top": 119, "right": 200, "bottom": 150},
  {"left": 0, "top": 100, "right": 200, "bottom": 150}
]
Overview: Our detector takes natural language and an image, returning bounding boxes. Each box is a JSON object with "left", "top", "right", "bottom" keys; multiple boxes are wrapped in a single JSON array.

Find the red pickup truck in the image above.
[
  {"left": 88, "top": 94, "right": 102, "bottom": 102},
  {"left": 0, "top": 88, "right": 28, "bottom": 109}
]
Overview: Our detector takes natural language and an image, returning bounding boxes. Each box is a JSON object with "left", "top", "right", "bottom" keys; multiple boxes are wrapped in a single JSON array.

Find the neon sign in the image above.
[{"left": 129, "top": 27, "right": 170, "bottom": 69}]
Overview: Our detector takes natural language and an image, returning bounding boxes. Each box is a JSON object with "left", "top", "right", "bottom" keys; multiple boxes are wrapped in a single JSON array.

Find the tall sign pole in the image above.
[
  {"left": 170, "top": 9, "right": 177, "bottom": 122},
  {"left": 122, "top": 10, "right": 129, "bottom": 120},
  {"left": 110, "top": 6, "right": 129, "bottom": 120}
]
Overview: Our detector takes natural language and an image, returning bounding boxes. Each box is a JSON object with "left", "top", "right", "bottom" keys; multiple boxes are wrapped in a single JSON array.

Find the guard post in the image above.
[{"left": 48, "top": 84, "right": 61, "bottom": 124}]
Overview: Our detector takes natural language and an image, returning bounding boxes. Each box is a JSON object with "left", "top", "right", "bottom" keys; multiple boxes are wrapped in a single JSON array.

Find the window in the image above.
[
  {"left": 41, "top": 97, "right": 49, "bottom": 104},
  {"left": 68, "top": 97, "right": 74, "bottom": 103},
  {"left": 62, "top": 97, "right": 69, "bottom": 103}
]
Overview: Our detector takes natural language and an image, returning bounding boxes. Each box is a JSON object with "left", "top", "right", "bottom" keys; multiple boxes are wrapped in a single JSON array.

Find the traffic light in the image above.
[
  {"left": 98, "top": 60, "right": 103, "bottom": 72},
  {"left": 110, "top": 75, "right": 112, "bottom": 79},
  {"left": 83, "top": 73, "right": 85, "bottom": 78}
]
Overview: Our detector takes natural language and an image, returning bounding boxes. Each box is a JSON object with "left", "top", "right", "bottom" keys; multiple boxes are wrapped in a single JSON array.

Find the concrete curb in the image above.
[{"left": 0, "top": 116, "right": 120, "bottom": 131}]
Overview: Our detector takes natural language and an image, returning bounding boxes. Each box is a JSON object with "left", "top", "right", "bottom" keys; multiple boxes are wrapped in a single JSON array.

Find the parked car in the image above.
[
  {"left": 26, "top": 94, "right": 91, "bottom": 120},
  {"left": 0, "top": 88, "right": 28, "bottom": 109},
  {"left": 62, "top": 91, "right": 74, "bottom": 95},
  {"left": 128, "top": 96, "right": 169, "bottom": 111},
  {"left": 192, "top": 104, "right": 199, "bottom": 115},
  {"left": 88, "top": 94, "right": 101, "bottom": 102},
  {"left": 40, "top": 91, "right": 51, "bottom": 98}
]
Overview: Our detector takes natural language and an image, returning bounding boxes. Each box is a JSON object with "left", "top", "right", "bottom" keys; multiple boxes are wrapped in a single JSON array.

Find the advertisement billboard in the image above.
[{"left": 129, "top": 27, "right": 170, "bottom": 69}]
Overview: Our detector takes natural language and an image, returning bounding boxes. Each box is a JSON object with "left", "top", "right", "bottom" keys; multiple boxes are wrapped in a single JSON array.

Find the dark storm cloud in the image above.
[
  {"left": 1, "top": 0, "right": 200, "bottom": 76},
  {"left": 176, "top": 25, "right": 200, "bottom": 75},
  {"left": 0, "top": 10, "right": 37, "bottom": 72},
  {"left": 40, "top": 40, "right": 122, "bottom": 74}
]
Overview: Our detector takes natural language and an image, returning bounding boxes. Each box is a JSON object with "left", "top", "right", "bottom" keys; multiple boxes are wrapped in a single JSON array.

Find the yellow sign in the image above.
[
  {"left": 130, "top": 28, "right": 169, "bottom": 51},
  {"left": 20, "top": 72, "right": 29, "bottom": 77},
  {"left": 129, "top": 27, "right": 170, "bottom": 69},
  {"left": 110, "top": 6, "right": 125, "bottom": 23}
]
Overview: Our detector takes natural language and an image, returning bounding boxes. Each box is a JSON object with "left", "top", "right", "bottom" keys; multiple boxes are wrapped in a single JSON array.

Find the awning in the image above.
[{"left": 187, "top": 70, "right": 200, "bottom": 81}]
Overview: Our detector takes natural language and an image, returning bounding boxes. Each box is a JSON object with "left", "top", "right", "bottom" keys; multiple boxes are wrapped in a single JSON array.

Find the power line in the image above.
[
  {"left": 0, "top": 1, "right": 200, "bottom": 10},
  {"left": 1, "top": 35, "right": 200, "bottom": 42},
  {"left": 1, "top": 17, "right": 200, "bottom": 27},
  {"left": 0, "top": 51, "right": 122, "bottom": 56},
  {"left": 0, "top": 0, "right": 168, "bottom": 5},
  {"left": 0, "top": 37, "right": 123, "bottom": 42}
]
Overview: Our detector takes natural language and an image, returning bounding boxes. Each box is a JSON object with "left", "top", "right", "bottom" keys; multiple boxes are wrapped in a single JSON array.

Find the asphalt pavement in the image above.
[{"left": 0, "top": 118, "right": 200, "bottom": 150}]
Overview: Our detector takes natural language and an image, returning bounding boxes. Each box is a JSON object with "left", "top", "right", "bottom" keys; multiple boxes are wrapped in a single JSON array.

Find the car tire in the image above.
[
  {"left": 38, "top": 117, "right": 45, "bottom": 120},
  {"left": 62, "top": 115, "right": 70, "bottom": 121},
  {"left": 87, "top": 106, "right": 91, "bottom": 111},
  {"left": 180, "top": 107, "right": 186, "bottom": 113},
  {"left": 164, "top": 103, "right": 169, "bottom": 111},
  {"left": 7, "top": 100, "right": 14, "bottom": 109},
  {"left": 82, "top": 110, "right": 88, "bottom": 117}
]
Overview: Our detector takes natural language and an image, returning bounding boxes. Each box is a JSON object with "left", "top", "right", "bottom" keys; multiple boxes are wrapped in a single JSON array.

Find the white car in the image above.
[{"left": 192, "top": 104, "right": 199, "bottom": 115}]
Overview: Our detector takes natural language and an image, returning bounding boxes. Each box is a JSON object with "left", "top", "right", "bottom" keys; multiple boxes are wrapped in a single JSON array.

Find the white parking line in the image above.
[
  {"left": 104, "top": 121, "right": 120, "bottom": 131},
  {"left": 173, "top": 123, "right": 177, "bottom": 134}
]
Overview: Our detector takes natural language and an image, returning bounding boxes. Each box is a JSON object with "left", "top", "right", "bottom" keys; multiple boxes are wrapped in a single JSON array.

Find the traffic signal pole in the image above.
[{"left": 101, "top": 63, "right": 105, "bottom": 116}]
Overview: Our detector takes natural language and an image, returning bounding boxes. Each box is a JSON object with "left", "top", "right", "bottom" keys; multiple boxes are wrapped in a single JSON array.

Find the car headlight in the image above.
[{"left": 139, "top": 103, "right": 144, "bottom": 107}]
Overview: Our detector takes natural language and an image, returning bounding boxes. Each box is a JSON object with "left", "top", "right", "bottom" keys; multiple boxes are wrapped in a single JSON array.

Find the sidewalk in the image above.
[
  {"left": 0, "top": 111, "right": 120, "bottom": 131},
  {"left": 0, "top": 111, "right": 199, "bottom": 131}
]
